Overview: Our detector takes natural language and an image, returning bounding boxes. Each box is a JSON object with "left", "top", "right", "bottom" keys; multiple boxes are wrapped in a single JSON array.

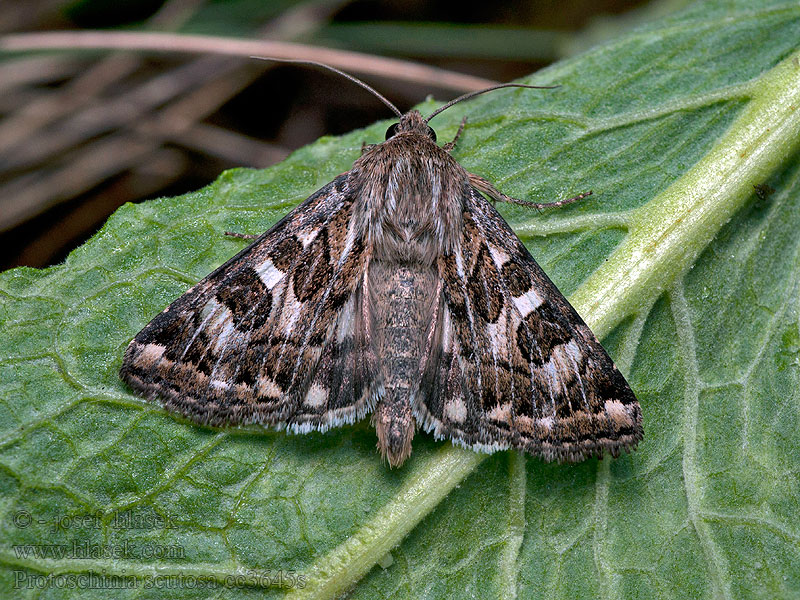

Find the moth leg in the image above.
[
  {"left": 443, "top": 117, "right": 468, "bottom": 152},
  {"left": 224, "top": 231, "right": 259, "bottom": 240},
  {"left": 468, "top": 172, "right": 592, "bottom": 210}
]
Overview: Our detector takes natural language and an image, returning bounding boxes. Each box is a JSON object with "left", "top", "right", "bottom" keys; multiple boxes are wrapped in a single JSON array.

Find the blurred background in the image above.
[{"left": 0, "top": 0, "right": 675, "bottom": 270}]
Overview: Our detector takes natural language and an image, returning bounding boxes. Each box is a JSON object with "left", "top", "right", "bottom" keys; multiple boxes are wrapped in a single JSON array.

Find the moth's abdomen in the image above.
[{"left": 369, "top": 260, "right": 438, "bottom": 467}]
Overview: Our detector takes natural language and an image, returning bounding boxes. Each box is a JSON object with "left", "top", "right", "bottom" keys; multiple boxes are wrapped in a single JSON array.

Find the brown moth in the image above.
[{"left": 120, "top": 61, "right": 643, "bottom": 467}]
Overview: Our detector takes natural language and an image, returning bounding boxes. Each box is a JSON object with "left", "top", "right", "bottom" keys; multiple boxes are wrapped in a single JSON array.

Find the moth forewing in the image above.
[{"left": 120, "top": 71, "right": 642, "bottom": 468}]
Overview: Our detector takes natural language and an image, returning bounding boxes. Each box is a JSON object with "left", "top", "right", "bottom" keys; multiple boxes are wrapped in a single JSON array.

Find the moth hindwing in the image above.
[{"left": 120, "top": 107, "right": 642, "bottom": 468}]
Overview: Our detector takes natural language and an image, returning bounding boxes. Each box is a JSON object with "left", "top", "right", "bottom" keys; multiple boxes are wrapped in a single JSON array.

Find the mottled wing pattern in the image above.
[
  {"left": 120, "top": 174, "right": 374, "bottom": 432},
  {"left": 419, "top": 187, "right": 642, "bottom": 462}
]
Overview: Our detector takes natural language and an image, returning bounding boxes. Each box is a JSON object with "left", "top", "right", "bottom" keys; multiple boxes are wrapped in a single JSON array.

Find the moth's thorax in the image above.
[{"left": 352, "top": 112, "right": 467, "bottom": 262}]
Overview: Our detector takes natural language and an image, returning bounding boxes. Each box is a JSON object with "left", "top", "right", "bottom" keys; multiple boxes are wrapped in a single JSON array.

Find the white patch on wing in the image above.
[
  {"left": 296, "top": 229, "right": 319, "bottom": 248},
  {"left": 304, "top": 383, "right": 328, "bottom": 408},
  {"left": 487, "top": 243, "right": 510, "bottom": 269},
  {"left": 543, "top": 358, "right": 561, "bottom": 389},
  {"left": 199, "top": 298, "right": 221, "bottom": 321},
  {"left": 487, "top": 402, "right": 511, "bottom": 424},
  {"left": 257, "top": 377, "right": 283, "bottom": 399},
  {"left": 210, "top": 379, "right": 230, "bottom": 392},
  {"left": 140, "top": 343, "right": 165, "bottom": 362},
  {"left": 563, "top": 339, "right": 583, "bottom": 364},
  {"left": 604, "top": 400, "right": 632, "bottom": 425},
  {"left": 538, "top": 416, "right": 554, "bottom": 431},
  {"left": 454, "top": 247, "right": 466, "bottom": 279},
  {"left": 276, "top": 293, "right": 306, "bottom": 337},
  {"left": 444, "top": 397, "right": 467, "bottom": 423},
  {"left": 512, "top": 287, "right": 544, "bottom": 317},
  {"left": 543, "top": 344, "right": 575, "bottom": 402},
  {"left": 441, "top": 308, "right": 453, "bottom": 350},
  {"left": 563, "top": 339, "right": 588, "bottom": 409},
  {"left": 485, "top": 310, "right": 511, "bottom": 354},
  {"left": 486, "top": 321, "right": 501, "bottom": 350},
  {"left": 213, "top": 320, "right": 237, "bottom": 353},
  {"left": 254, "top": 258, "right": 285, "bottom": 289},
  {"left": 335, "top": 296, "right": 356, "bottom": 343},
  {"left": 337, "top": 219, "right": 358, "bottom": 266}
]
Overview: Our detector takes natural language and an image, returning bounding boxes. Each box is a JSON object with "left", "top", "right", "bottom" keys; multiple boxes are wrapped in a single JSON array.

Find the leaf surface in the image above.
[{"left": 2, "top": 2, "right": 800, "bottom": 598}]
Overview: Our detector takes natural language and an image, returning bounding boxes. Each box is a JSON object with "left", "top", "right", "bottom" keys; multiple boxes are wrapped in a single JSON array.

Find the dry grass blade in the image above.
[
  {"left": 0, "top": 0, "right": 205, "bottom": 158},
  {"left": 0, "top": 30, "right": 498, "bottom": 92}
]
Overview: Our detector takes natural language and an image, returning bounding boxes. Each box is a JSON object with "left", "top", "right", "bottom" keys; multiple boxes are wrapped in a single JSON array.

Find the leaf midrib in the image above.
[{"left": 288, "top": 48, "right": 800, "bottom": 600}]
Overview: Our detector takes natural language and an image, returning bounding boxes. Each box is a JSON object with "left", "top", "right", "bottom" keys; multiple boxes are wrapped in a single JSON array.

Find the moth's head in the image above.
[{"left": 384, "top": 110, "right": 437, "bottom": 143}]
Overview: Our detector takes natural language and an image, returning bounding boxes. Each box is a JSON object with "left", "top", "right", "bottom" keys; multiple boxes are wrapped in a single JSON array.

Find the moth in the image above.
[{"left": 120, "top": 60, "right": 643, "bottom": 467}]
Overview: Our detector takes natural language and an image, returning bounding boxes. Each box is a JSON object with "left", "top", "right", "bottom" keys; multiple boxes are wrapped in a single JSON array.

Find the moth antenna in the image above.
[
  {"left": 425, "top": 83, "right": 560, "bottom": 123},
  {"left": 250, "top": 56, "right": 403, "bottom": 118}
]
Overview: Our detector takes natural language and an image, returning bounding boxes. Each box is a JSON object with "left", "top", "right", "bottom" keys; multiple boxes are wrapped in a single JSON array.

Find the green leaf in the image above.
[{"left": 2, "top": 2, "right": 800, "bottom": 598}]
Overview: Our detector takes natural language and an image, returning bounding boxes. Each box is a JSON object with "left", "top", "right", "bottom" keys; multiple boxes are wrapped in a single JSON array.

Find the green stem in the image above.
[
  {"left": 291, "top": 49, "right": 800, "bottom": 599},
  {"left": 572, "top": 49, "right": 800, "bottom": 338},
  {"left": 288, "top": 446, "right": 486, "bottom": 599}
]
